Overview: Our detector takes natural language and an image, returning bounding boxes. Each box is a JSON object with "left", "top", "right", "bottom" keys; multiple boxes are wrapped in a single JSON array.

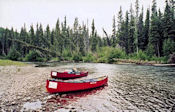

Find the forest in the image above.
[{"left": 0, "top": 0, "right": 175, "bottom": 63}]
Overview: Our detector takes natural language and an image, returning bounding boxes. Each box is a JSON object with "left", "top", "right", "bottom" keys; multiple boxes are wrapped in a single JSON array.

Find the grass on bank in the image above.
[{"left": 0, "top": 59, "right": 27, "bottom": 66}]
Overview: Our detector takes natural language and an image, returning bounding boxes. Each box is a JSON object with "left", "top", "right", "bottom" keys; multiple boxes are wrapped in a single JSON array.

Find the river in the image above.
[{"left": 43, "top": 63, "right": 175, "bottom": 112}]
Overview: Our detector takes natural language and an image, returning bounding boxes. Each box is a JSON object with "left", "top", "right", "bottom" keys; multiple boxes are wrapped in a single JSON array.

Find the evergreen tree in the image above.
[
  {"left": 44, "top": 24, "right": 51, "bottom": 49},
  {"left": 163, "top": 38, "right": 175, "bottom": 56},
  {"left": 138, "top": 6, "right": 145, "bottom": 50},
  {"left": 128, "top": 4, "right": 135, "bottom": 53},
  {"left": 170, "top": 0, "right": 175, "bottom": 18},
  {"left": 158, "top": 9, "right": 164, "bottom": 56},
  {"left": 117, "top": 6, "right": 123, "bottom": 32},
  {"left": 111, "top": 15, "right": 116, "bottom": 47},
  {"left": 90, "top": 19, "right": 98, "bottom": 52},
  {"left": 73, "top": 17, "right": 79, "bottom": 52},
  {"left": 29, "top": 25, "right": 35, "bottom": 45},
  {"left": 50, "top": 30, "right": 55, "bottom": 46},
  {"left": 163, "top": 0, "right": 173, "bottom": 40},
  {"left": 143, "top": 8, "right": 150, "bottom": 50},
  {"left": 117, "top": 6, "right": 125, "bottom": 49},
  {"left": 124, "top": 11, "right": 129, "bottom": 54},
  {"left": 163, "top": 0, "right": 175, "bottom": 56},
  {"left": 55, "top": 19, "right": 63, "bottom": 54},
  {"left": 35, "top": 23, "right": 40, "bottom": 46},
  {"left": 1, "top": 28, "right": 7, "bottom": 55},
  {"left": 91, "top": 19, "right": 95, "bottom": 36},
  {"left": 9, "top": 28, "right": 14, "bottom": 49},
  {"left": 38, "top": 24, "right": 44, "bottom": 48},
  {"left": 135, "top": 0, "right": 139, "bottom": 53},
  {"left": 148, "top": 0, "right": 162, "bottom": 57},
  {"left": 19, "top": 24, "right": 28, "bottom": 56},
  {"left": 82, "top": 24, "right": 89, "bottom": 53}
]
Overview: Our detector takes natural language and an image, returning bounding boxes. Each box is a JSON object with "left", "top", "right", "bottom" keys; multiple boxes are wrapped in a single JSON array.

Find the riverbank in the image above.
[
  {"left": 0, "top": 59, "right": 27, "bottom": 66},
  {"left": 47, "top": 58, "right": 175, "bottom": 67},
  {"left": 114, "top": 59, "right": 175, "bottom": 67},
  {"left": 0, "top": 65, "right": 79, "bottom": 111}
]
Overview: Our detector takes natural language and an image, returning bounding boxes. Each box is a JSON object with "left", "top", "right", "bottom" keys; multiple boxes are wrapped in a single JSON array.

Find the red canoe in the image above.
[
  {"left": 50, "top": 70, "right": 88, "bottom": 79},
  {"left": 46, "top": 76, "right": 108, "bottom": 93},
  {"left": 51, "top": 71, "right": 88, "bottom": 79}
]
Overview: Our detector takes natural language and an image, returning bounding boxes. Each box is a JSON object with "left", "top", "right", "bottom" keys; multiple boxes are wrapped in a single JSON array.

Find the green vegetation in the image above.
[
  {"left": 24, "top": 50, "right": 46, "bottom": 62},
  {"left": 0, "top": 59, "right": 26, "bottom": 66},
  {"left": 7, "top": 48, "right": 21, "bottom": 61},
  {"left": 0, "top": 0, "right": 174, "bottom": 64}
]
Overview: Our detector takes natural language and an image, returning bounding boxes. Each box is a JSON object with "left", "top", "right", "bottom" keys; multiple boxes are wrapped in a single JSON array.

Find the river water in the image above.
[{"left": 45, "top": 63, "right": 175, "bottom": 112}]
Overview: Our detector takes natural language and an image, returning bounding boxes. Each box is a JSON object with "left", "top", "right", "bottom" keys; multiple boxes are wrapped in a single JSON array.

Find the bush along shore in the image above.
[{"left": 1, "top": 47, "right": 174, "bottom": 67}]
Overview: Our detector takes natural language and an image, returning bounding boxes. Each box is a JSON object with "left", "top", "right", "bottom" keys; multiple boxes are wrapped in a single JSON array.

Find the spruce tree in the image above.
[
  {"left": 20, "top": 24, "right": 28, "bottom": 56},
  {"left": 35, "top": 23, "right": 39, "bottom": 46},
  {"left": 117, "top": 6, "right": 123, "bottom": 33},
  {"left": 91, "top": 19, "right": 95, "bottom": 36},
  {"left": 163, "top": 0, "right": 175, "bottom": 56},
  {"left": 143, "top": 8, "right": 150, "bottom": 50},
  {"left": 138, "top": 6, "right": 145, "bottom": 50},
  {"left": 117, "top": 6, "right": 125, "bottom": 49},
  {"left": 148, "top": 0, "right": 162, "bottom": 57},
  {"left": 90, "top": 19, "right": 98, "bottom": 52},
  {"left": 38, "top": 24, "right": 44, "bottom": 48},
  {"left": 111, "top": 15, "right": 116, "bottom": 47},
  {"left": 45, "top": 24, "right": 51, "bottom": 49},
  {"left": 135, "top": 0, "right": 139, "bottom": 53},
  {"left": 163, "top": 0, "right": 173, "bottom": 40},
  {"left": 128, "top": 4, "right": 135, "bottom": 53},
  {"left": 124, "top": 11, "right": 129, "bottom": 54},
  {"left": 29, "top": 25, "right": 35, "bottom": 45}
]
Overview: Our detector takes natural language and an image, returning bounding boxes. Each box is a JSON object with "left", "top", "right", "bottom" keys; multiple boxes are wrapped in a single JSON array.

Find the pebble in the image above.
[
  {"left": 46, "top": 95, "right": 55, "bottom": 99},
  {"left": 61, "top": 94, "right": 67, "bottom": 97},
  {"left": 11, "top": 101, "right": 17, "bottom": 106}
]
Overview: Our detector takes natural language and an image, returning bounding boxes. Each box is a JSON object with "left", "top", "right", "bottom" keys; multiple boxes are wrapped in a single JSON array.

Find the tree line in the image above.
[{"left": 0, "top": 0, "right": 175, "bottom": 63}]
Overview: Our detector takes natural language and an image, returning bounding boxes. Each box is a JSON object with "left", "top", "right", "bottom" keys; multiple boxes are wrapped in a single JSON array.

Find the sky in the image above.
[{"left": 0, "top": 0, "right": 165, "bottom": 36}]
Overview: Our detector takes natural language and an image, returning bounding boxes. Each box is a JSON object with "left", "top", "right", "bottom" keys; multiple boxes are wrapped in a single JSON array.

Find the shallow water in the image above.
[{"left": 45, "top": 63, "right": 175, "bottom": 111}]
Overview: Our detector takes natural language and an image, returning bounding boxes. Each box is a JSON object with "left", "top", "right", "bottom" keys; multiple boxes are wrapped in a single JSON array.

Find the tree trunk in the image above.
[{"left": 157, "top": 42, "right": 160, "bottom": 57}]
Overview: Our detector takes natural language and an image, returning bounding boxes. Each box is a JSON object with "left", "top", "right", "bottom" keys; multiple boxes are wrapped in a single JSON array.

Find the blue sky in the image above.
[{"left": 0, "top": 0, "right": 165, "bottom": 36}]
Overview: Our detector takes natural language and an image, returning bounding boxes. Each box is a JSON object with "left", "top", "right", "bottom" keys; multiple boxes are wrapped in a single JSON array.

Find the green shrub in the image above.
[
  {"left": 146, "top": 44, "right": 155, "bottom": 57},
  {"left": 151, "top": 56, "right": 167, "bottom": 63},
  {"left": 51, "top": 57, "right": 61, "bottom": 62},
  {"left": 96, "top": 47, "right": 126, "bottom": 63},
  {"left": 83, "top": 53, "right": 95, "bottom": 62},
  {"left": 62, "top": 49, "right": 72, "bottom": 61},
  {"left": 163, "top": 39, "right": 175, "bottom": 56},
  {"left": 25, "top": 50, "right": 44, "bottom": 62},
  {"left": 96, "top": 57, "right": 107, "bottom": 63},
  {"left": 129, "top": 50, "right": 148, "bottom": 61},
  {"left": 62, "top": 49, "right": 72, "bottom": 57},
  {"left": 7, "top": 48, "right": 21, "bottom": 61},
  {"left": 137, "top": 50, "right": 147, "bottom": 60},
  {"left": 72, "top": 53, "right": 82, "bottom": 62}
]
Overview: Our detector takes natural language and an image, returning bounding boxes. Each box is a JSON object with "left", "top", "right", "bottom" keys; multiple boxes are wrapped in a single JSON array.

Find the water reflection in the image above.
[{"left": 47, "top": 86, "right": 107, "bottom": 106}]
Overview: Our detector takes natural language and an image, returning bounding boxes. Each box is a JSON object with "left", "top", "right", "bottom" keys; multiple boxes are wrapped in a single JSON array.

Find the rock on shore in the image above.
[{"left": 0, "top": 65, "right": 65, "bottom": 111}]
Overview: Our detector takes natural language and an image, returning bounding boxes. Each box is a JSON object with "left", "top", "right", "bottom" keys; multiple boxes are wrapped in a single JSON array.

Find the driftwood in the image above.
[
  {"left": 102, "top": 28, "right": 111, "bottom": 46},
  {"left": 8, "top": 38, "right": 60, "bottom": 57}
]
